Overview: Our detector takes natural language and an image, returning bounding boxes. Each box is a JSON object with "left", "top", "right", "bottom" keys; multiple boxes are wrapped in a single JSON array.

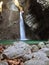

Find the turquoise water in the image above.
[{"left": 0, "top": 40, "right": 47, "bottom": 45}]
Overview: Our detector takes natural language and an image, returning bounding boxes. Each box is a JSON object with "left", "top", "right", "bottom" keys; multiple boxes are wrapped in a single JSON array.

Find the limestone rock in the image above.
[
  {"left": 24, "top": 14, "right": 37, "bottom": 31},
  {"left": 46, "top": 44, "right": 49, "bottom": 48},
  {"left": 45, "top": 60, "right": 49, "bottom": 65},
  {"left": 0, "top": 0, "right": 20, "bottom": 40},
  {"left": 37, "top": 0, "right": 49, "bottom": 9},
  {"left": 24, "top": 59, "right": 46, "bottom": 65},
  {"left": 23, "top": 54, "right": 33, "bottom": 60},
  {"left": 32, "top": 51, "right": 47, "bottom": 61},
  {"left": 31, "top": 45, "right": 39, "bottom": 52},
  {"left": 18, "top": 0, "right": 26, "bottom": 7},
  {"left": 0, "top": 61, "right": 8, "bottom": 65},
  {"left": 39, "top": 48, "right": 49, "bottom": 57},
  {"left": 38, "top": 42, "right": 46, "bottom": 48},
  {"left": 0, "top": 54, "right": 3, "bottom": 60},
  {"left": 3, "top": 42, "right": 31, "bottom": 59}
]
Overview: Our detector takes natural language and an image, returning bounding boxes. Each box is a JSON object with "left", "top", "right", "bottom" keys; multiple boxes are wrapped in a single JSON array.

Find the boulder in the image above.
[
  {"left": 0, "top": 54, "right": 3, "bottom": 60},
  {"left": 38, "top": 42, "right": 46, "bottom": 48},
  {"left": 23, "top": 53, "right": 33, "bottom": 60},
  {"left": 44, "top": 58, "right": 49, "bottom": 65},
  {"left": 3, "top": 42, "right": 31, "bottom": 59},
  {"left": 0, "top": 61, "right": 8, "bottom": 65},
  {"left": 31, "top": 45, "right": 39, "bottom": 52},
  {"left": 32, "top": 51, "right": 48, "bottom": 61},
  {"left": 46, "top": 44, "right": 49, "bottom": 48},
  {"left": 24, "top": 59, "right": 46, "bottom": 65},
  {"left": 39, "top": 48, "right": 49, "bottom": 57}
]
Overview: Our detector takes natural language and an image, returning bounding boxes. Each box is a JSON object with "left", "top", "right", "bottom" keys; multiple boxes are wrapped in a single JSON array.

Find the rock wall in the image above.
[
  {"left": 23, "top": 0, "right": 49, "bottom": 40},
  {"left": 0, "top": 0, "right": 49, "bottom": 40},
  {"left": 0, "top": 0, "right": 20, "bottom": 40}
]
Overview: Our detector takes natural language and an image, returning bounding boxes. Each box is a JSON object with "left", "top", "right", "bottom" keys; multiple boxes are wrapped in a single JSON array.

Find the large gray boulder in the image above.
[
  {"left": 3, "top": 42, "right": 31, "bottom": 59},
  {"left": 32, "top": 51, "right": 48, "bottom": 61},
  {"left": 24, "top": 59, "right": 46, "bottom": 65},
  {"left": 39, "top": 48, "right": 49, "bottom": 57},
  {"left": 0, "top": 61, "right": 8, "bottom": 65},
  {"left": 23, "top": 50, "right": 48, "bottom": 61}
]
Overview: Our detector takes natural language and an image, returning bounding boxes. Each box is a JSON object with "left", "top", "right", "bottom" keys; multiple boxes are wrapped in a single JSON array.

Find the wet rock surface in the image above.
[{"left": 0, "top": 41, "right": 49, "bottom": 65}]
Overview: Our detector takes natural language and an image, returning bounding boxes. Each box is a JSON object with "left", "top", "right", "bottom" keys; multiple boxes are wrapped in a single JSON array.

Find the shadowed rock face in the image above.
[
  {"left": 18, "top": 0, "right": 26, "bottom": 7},
  {"left": 24, "top": 0, "right": 49, "bottom": 40}
]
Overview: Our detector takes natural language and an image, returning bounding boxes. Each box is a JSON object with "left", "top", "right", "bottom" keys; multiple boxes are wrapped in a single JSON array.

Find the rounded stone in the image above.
[
  {"left": 31, "top": 45, "right": 39, "bottom": 52},
  {"left": 38, "top": 42, "right": 46, "bottom": 48}
]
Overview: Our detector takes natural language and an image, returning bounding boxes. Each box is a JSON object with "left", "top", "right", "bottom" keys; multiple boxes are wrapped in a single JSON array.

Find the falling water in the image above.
[
  {"left": 20, "top": 11, "right": 27, "bottom": 40},
  {"left": 7, "top": 2, "right": 27, "bottom": 40}
]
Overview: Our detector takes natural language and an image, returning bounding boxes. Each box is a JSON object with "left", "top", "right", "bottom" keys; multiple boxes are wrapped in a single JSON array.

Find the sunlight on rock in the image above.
[{"left": 0, "top": 1, "right": 3, "bottom": 12}]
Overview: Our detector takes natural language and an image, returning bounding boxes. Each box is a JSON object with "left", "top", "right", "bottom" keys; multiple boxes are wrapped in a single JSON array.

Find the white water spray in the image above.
[{"left": 20, "top": 11, "right": 27, "bottom": 40}]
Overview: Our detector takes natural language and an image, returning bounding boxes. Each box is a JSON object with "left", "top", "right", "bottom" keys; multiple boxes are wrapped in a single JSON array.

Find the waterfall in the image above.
[
  {"left": 7, "top": 2, "right": 27, "bottom": 40},
  {"left": 20, "top": 11, "right": 27, "bottom": 40}
]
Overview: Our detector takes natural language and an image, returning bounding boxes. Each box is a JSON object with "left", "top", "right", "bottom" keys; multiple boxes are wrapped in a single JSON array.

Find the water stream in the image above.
[
  {"left": 20, "top": 11, "right": 27, "bottom": 40},
  {"left": 7, "top": 2, "right": 27, "bottom": 40}
]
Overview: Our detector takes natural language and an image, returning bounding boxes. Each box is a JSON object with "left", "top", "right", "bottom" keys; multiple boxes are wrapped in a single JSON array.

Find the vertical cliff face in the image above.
[
  {"left": 0, "top": 0, "right": 27, "bottom": 40},
  {"left": 0, "top": 0, "right": 20, "bottom": 40},
  {"left": 23, "top": 0, "right": 49, "bottom": 40}
]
